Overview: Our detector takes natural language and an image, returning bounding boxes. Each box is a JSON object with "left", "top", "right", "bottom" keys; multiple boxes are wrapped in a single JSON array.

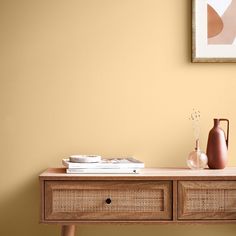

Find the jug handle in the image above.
[{"left": 219, "top": 119, "right": 229, "bottom": 148}]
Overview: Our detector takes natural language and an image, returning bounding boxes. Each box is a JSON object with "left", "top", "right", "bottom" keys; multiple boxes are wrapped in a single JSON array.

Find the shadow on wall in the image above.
[
  {"left": 77, "top": 224, "right": 236, "bottom": 236},
  {"left": 0, "top": 173, "right": 58, "bottom": 236}
]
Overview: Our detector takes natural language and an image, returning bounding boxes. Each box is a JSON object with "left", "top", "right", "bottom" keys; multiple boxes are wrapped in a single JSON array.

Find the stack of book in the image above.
[{"left": 62, "top": 155, "right": 144, "bottom": 174}]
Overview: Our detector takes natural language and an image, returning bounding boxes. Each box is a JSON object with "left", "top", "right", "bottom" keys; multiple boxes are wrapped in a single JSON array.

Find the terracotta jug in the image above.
[{"left": 206, "top": 118, "right": 229, "bottom": 169}]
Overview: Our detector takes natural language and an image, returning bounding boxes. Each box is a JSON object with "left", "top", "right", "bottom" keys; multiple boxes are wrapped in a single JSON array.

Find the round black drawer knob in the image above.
[{"left": 105, "top": 198, "right": 112, "bottom": 204}]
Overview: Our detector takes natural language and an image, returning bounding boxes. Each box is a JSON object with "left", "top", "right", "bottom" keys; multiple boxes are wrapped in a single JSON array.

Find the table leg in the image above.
[{"left": 61, "top": 225, "right": 76, "bottom": 236}]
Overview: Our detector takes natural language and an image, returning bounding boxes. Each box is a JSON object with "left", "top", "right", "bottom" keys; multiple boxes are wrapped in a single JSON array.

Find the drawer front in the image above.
[
  {"left": 178, "top": 181, "right": 236, "bottom": 220},
  {"left": 45, "top": 181, "right": 172, "bottom": 221}
]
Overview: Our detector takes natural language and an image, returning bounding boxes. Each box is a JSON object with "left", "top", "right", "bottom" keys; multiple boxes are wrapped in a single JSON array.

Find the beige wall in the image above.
[{"left": 1, "top": 0, "right": 236, "bottom": 235}]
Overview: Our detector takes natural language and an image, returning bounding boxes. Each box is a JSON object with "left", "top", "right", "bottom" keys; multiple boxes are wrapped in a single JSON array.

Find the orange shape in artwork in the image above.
[{"left": 207, "top": 4, "right": 224, "bottom": 38}]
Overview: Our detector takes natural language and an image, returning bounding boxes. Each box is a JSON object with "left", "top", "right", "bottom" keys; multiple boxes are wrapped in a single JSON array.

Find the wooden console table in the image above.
[{"left": 39, "top": 167, "right": 236, "bottom": 236}]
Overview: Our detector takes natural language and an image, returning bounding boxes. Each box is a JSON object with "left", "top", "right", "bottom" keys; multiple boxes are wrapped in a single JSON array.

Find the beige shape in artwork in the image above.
[{"left": 208, "top": 0, "right": 236, "bottom": 44}]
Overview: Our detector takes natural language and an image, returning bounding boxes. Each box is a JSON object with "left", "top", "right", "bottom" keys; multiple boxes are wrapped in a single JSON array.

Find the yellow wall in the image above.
[{"left": 1, "top": 0, "right": 236, "bottom": 235}]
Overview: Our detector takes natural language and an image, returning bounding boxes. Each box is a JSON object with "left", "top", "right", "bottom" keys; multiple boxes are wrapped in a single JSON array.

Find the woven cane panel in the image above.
[
  {"left": 52, "top": 189, "right": 164, "bottom": 213},
  {"left": 225, "top": 189, "right": 236, "bottom": 210},
  {"left": 185, "top": 189, "right": 236, "bottom": 212}
]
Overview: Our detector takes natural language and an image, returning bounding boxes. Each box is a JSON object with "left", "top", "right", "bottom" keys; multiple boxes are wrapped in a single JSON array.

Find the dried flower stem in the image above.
[{"left": 189, "top": 109, "right": 201, "bottom": 140}]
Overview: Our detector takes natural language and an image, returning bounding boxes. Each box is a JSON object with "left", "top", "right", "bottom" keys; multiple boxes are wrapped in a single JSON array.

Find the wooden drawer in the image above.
[
  {"left": 178, "top": 181, "right": 236, "bottom": 220},
  {"left": 44, "top": 180, "right": 172, "bottom": 221}
]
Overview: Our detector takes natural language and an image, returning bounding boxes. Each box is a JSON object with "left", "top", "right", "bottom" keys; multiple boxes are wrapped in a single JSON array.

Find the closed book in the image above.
[
  {"left": 66, "top": 168, "right": 140, "bottom": 174},
  {"left": 62, "top": 157, "right": 144, "bottom": 169}
]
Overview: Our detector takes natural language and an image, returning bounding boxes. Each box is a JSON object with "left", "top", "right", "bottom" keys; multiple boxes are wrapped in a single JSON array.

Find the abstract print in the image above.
[{"left": 207, "top": 0, "right": 236, "bottom": 45}]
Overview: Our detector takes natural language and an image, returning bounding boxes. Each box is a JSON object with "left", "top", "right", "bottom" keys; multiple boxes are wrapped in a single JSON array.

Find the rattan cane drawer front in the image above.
[
  {"left": 45, "top": 181, "right": 172, "bottom": 221},
  {"left": 178, "top": 181, "right": 236, "bottom": 220}
]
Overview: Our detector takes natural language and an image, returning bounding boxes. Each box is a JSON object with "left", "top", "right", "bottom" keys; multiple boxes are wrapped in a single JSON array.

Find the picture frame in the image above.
[{"left": 192, "top": 0, "right": 236, "bottom": 62}]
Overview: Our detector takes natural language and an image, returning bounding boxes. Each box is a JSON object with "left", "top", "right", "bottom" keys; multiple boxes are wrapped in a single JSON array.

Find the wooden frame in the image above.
[{"left": 192, "top": 0, "right": 236, "bottom": 62}]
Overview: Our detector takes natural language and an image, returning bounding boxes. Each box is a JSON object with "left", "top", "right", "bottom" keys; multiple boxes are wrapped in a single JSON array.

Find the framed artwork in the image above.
[{"left": 192, "top": 0, "right": 236, "bottom": 62}]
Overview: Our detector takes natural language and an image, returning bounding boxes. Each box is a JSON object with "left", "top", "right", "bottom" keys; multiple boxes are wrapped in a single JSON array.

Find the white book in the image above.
[
  {"left": 62, "top": 157, "right": 144, "bottom": 169},
  {"left": 66, "top": 168, "right": 140, "bottom": 174}
]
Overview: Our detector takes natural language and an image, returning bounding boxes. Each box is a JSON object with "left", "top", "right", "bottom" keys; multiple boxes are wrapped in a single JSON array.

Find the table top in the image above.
[{"left": 39, "top": 167, "right": 236, "bottom": 181}]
